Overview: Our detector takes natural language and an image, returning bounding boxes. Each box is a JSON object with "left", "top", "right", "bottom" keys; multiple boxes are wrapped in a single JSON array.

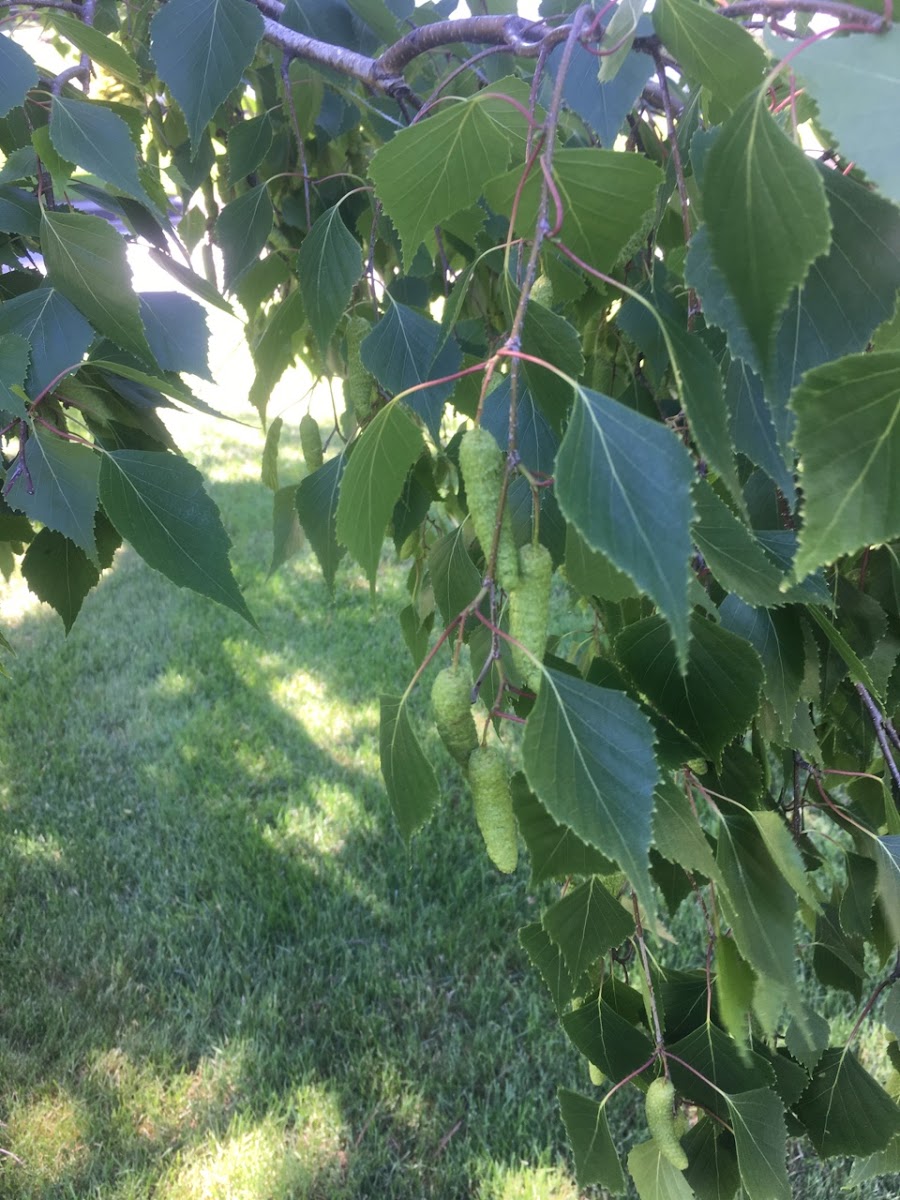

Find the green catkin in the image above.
[
  {"left": 458, "top": 426, "right": 519, "bottom": 590},
  {"left": 299, "top": 413, "right": 323, "bottom": 472},
  {"left": 509, "top": 542, "right": 552, "bottom": 689},
  {"left": 431, "top": 666, "right": 478, "bottom": 766},
  {"left": 645, "top": 1077, "right": 688, "bottom": 1171},
  {"left": 468, "top": 744, "right": 517, "bottom": 874},
  {"left": 345, "top": 316, "right": 375, "bottom": 425}
]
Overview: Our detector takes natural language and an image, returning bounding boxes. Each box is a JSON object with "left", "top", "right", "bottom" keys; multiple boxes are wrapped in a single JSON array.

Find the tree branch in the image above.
[{"left": 720, "top": 0, "right": 888, "bottom": 30}]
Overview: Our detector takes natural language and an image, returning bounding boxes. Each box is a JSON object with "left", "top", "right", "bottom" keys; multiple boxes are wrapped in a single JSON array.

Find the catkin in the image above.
[
  {"left": 431, "top": 666, "right": 478, "bottom": 766},
  {"left": 299, "top": 413, "right": 323, "bottom": 472},
  {"left": 645, "top": 1077, "right": 688, "bottom": 1171},
  {"left": 468, "top": 744, "right": 517, "bottom": 874},
  {"left": 509, "top": 542, "right": 552, "bottom": 690},
  {"left": 458, "top": 426, "right": 519, "bottom": 590}
]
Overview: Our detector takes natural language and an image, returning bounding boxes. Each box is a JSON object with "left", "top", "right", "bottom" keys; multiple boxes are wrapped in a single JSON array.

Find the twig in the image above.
[
  {"left": 720, "top": 0, "right": 888, "bottom": 29},
  {"left": 856, "top": 683, "right": 900, "bottom": 798},
  {"left": 280, "top": 53, "right": 311, "bottom": 229},
  {"left": 632, "top": 891, "right": 667, "bottom": 1057}
]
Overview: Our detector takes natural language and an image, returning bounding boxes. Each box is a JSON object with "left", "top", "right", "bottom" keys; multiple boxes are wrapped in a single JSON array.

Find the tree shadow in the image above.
[{"left": 0, "top": 473, "right": 590, "bottom": 1199}]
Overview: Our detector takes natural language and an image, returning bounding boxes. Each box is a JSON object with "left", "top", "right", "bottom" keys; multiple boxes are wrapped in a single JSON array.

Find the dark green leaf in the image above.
[
  {"left": 653, "top": 0, "right": 767, "bottom": 111},
  {"left": 139, "top": 292, "right": 212, "bottom": 382},
  {"left": 227, "top": 114, "right": 273, "bottom": 182},
  {"left": 150, "top": 0, "right": 264, "bottom": 148},
  {"left": 0, "top": 33, "right": 37, "bottom": 119},
  {"left": 667, "top": 1023, "right": 775, "bottom": 1119},
  {"left": 519, "top": 922, "right": 574, "bottom": 1013},
  {"left": 428, "top": 524, "right": 482, "bottom": 627},
  {"left": 702, "top": 94, "right": 831, "bottom": 375},
  {"left": 21, "top": 527, "right": 101, "bottom": 632},
  {"left": 49, "top": 14, "right": 142, "bottom": 85},
  {"left": 726, "top": 1089, "right": 790, "bottom": 1200},
  {"left": 792, "top": 352, "right": 900, "bottom": 581},
  {"left": 50, "top": 98, "right": 153, "bottom": 210},
  {"left": 683, "top": 1118, "right": 741, "bottom": 1200},
  {"left": 555, "top": 386, "right": 695, "bottom": 668},
  {"left": 785, "top": 1004, "right": 830, "bottom": 1074},
  {"left": 542, "top": 877, "right": 634, "bottom": 980},
  {"left": 653, "top": 775, "right": 724, "bottom": 888},
  {"left": 716, "top": 936, "right": 755, "bottom": 1055},
  {"left": 297, "top": 204, "right": 362, "bottom": 353},
  {"left": 564, "top": 523, "right": 639, "bottom": 602},
  {"left": 0, "top": 186, "right": 41, "bottom": 236},
  {"left": 719, "top": 598, "right": 804, "bottom": 738},
  {"left": 512, "top": 772, "right": 615, "bottom": 885},
  {"left": 99, "top": 449, "right": 254, "bottom": 623},
  {"left": 6, "top": 424, "right": 99, "bottom": 559},
  {"left": 147, "top": 248, "right": 235, "bottom": 316},
  {"left": 616, "top": 615, "right": 763, "bottom": 762},
  {"left": 694, "top": 484, "right": 792, "bottom": 608},
  {"left": 794, "top": 1047, "right": 900, "bottom": 1157},
  {"left": 295, "top": 451, "right": 346, "bottom": 592},
  {"left": 547, "top": 41, "right": 653, "bottom": 147},
  {"left": 558, "top": 1089, "right": 627, "bottom": 1193},
  {"left": 216, "top": 186, "right": 273, "bottom": 293},
  {"left": 873, "top": 835, "right": 900, "bottom": 946},
  {"left": 41, "top": 210, "right": 152, "bottom": 364},
  {"left": 562, "top": 997, "right": 655, "bottom": 1084},
  {"left": 379, "top": 694, "right": 439, "bottom": 841},
  {"left": 628, "top": 1139, "right": 694, "bottom": 1199},
  {"left": 0, "top": 331, "right": 29, "bottom": 416},
  {"left": 0, "top": 287, "right": 93, "bottom": 400},
  {"left": 522, "top": 668, "right": 659, "bottom": 910},
  {"left": 336, "top": 401, "right": 423, "bottom": 586}
]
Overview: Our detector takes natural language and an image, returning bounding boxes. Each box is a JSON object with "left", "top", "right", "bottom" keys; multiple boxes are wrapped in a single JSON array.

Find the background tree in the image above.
[{"left": 1, "top": 1, "right": 899, "bottom": 1194}]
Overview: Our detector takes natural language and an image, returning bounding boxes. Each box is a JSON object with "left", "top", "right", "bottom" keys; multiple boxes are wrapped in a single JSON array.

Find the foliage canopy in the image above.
[{"left": 1, "top": 0, "right": 900, "bottom": 1194}]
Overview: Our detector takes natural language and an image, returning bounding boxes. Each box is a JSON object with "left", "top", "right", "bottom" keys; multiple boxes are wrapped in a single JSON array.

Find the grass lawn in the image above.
[{"left": 0, "top": 297, "right": 897, "bottom": 1198}]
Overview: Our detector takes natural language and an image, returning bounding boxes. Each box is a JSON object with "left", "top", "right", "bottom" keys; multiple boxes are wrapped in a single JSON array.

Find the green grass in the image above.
[{"left": 0, "top": 368, "right": 897, "bottom": 1197}]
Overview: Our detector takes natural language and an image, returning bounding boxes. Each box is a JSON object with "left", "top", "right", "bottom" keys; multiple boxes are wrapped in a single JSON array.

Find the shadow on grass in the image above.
[{"left": 0, "top": 475, "right": 592, "bottom": 1200}]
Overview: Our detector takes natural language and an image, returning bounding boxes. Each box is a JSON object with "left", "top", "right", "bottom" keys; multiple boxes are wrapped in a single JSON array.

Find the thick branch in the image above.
[
  {"left": 721, "top": 0, "right": 888, "bottom": 29},
  {"left": 379, "top": 15, "right": 560, "bottom": 75}
]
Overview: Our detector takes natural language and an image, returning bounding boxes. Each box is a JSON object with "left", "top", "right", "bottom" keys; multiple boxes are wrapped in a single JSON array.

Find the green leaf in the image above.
[
  {"left": 628, "top": 1139, "right": 694, "bottom": 1200},
  {"left": 31, "top": 125, "right": 75, "bottom": 200},
  {"left": 715, "top": 937, "right": 755, "bottom": 1054},
  {"left": 785, "top": 1004, "right": 830, "bottom": 1073},
  {"left": 512, "top": 772, "right": 615, "bottom": 885},
  {"left": 248, "top": 290, "right": 304, "bottom": 423},
  {"left": 794, "top": 1047, "right": 900, "bottom": 1157},
  {"left": 667, "top": 1023, "right": 775, "bottom": 1118},
  {"left": 98, "top": 450, "right": 254, "bottom": 624},
  {"left": 719, "top": 598, "right": 804, "bottom": 738},
  {"left": 50, "top": 98, "right": 153, "bottom": 211},
  {"left": 0, "top": 332, "right": 30, "bottom": 417},
  {"left": 297, "top": 204, "right": 362, "bottom": 353},
  {"left": 872, "top": 835, "right": 900, "bottom": 946},
  {"left": 715, "top": 815, "right": 798, "bottom": 996},
  {"left": 792, "top": 352, "right": 900, "bottom": 582},
  {"left": 555, "top": 387, "right": 695, "bottom": 668},
  {"left": 41, "top": 210, "right": 152, "bottom": 364},
  {"left": 344, "top": 0, "right": 400, "bottom": 45},
  {"left": 522, "top": 668, "right": 659, "bottom": 911},
  {"left": 542, "top": 877, "right": 634, "bottom": 980},
  {"left": 653, "top": 0, "right": 767, "bottom": 111},
  {"left": 268, "top": 484, "right": 304, "bottom": 578},
  {"left": 559, "top": 1089, "right": 627, "bottom": 1193},
  {"left": 370, "top": 80, "right": 531, "bottom": 264},
  {"left": 139, "top": 292, "right": 212, "bottom": 382},
  {"left": 150, "top": 0, "right": 264, "bottom": 149},
  {"left": 725, "top": 1089, "right": 790, "bottom": 1200},
  {"left": 702, "top": 93, "right": 831, "bottom": 375},
  {"left": 519, "top": 922, "right": 575, "bottom": 1013},
  {"left": 750, "top": 810, "right": 821, "bottom": 913},
  {"left": 49, "top": 14, "right": 142, "bottom": 85},
  {"left": 485, "top": 148, "right": 662, "bottom": 274},
  {"left": 379, "top": 694, "right": 440, "bottom": 841},
  {"left": 847, "top": 1134, "right": 900, "bottom": 1189},
  {"left": 261, "top": 416, "right": 283, "bottom": 493},
  {"left": 616, "top": 615, "right": 763, "bottom": 762},
  {"left": 0, "top": 186, "right": 41, "bottom": 237},
  {"left": 21, "top": 523, "right": 119, "bottom": 632},
  {"left": 428, "top": 524, "right": 482, "bottom": 627},
  {"left": 5, "top": 424, "right": 99, "bottom": 559},
  {"left": 777, "top": 25, "right": 900, "bottom": 207},
  {"left": 147, "top": 248, "right": 235, "bottom": 316},
  {"left": 653, "top": 776, "right": 724, "bottom": 888},
  {"left": 565, "top": 523, "right": 639, "bottom": 602},
  {"left": 840, "top": 852, "right": 878, "bottom": 940},
  {"left": 0, "top": 33, "right": 37, "bottom": 119},
  {"left": 295, "top": 451, "right": 346, "bottom": 593},
  {"left": 227, "top": 114, "right": 273, "bottom": 182},
  {"left": 0, "top": 287, "right": 93, "bottom": 401},
  {"left": 683, "top": 1118, "right": 741, "bottom": 1200},
  {"left": 562, "top": 996, "right": 655, "bottom": 1084},
  {"left": 216, "top": 186, "right": 273, "bottom": 293},
  {"left": 336, "top": 402, "right": 423, "bottom": 587},
  {"left": 694, "top": 484, "right": 790, "bottom": 608},
  {"left": 598, "top": 0, "right": 645, "bottom": 84}
]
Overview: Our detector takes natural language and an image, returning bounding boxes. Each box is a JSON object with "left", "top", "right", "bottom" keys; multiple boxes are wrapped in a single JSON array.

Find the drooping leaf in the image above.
[
  {"left": 50, "top": 97, "right": 153, "bottom": 211},
  {"left": 99, "top": 449, "right": 254, "bottom": 623},
  {"left": 785, "top": 1004, "right": 830, "bottom": 1073},
  {"left": 484, "top": 148, "right": 662, "bottom": 274},
  {"left": 0, "top": 33, "right": 37, "bottom": 119},
  {"left": 268, "top": 484, "right": 304, "bottom": 577},
  {"left": 715, "top": 936, "right": 756, "bottom": 1055},
  {"left": 840, "top": 852, "right": 878, "bottom": 940},
  {"left": 49, "top": 14, "right": 142, "bottom": 85},
  {"left": 794, "top": 1047, "right": 900, "bottom": 1158},
  {"left": 775, "top": 25, "right": 900, "bottom": 207},
  {"left": 616, "top": 614, "right": 763, "bottom": 762},
  {"left": 428, "top": 524, "right": 482, "bottom": 627},
  {"left": 360, "top": 300, "right": 460, "bottom": 442},
  {"left": 147, "top": 248, "right": 235, "bottom": 315},
  {"left": 248, "top": 290, "right": 304, "bottom": 423},
  {"left": 702, "top": 93, "right": 831, "bottom": 375},
  {"left": 559, "top": 1089, "right": 627, "bottom": 1193},
  {"left": 542, "top": 877, "right": 634, "bottom": 980},
  {"left": 522, "top": 667, "right": 659, "bottom": 910},
  {"left": 139, "top": 292, "right": 212, "bottom": 382},
  {"left": 628, "top": 1138, "right": 694, "bottom": 1200},
  {"left": 41, "top": 210, "right": 152, "bottom": 364},
  {"left": 721, "top": 355, "right": 795, "bottom": 500},
  {"left": 555, "top": 386, "right": 695, "bottom": 668},
  {"left": 693, "top": 484, "right": 791, "bottom": 608},
  {"left": 652, "top": 775, "right": 724, "bottom": 888},
  {"left": 562, "top": 996, "right": 655, "bottom": 1085},
  {"left": 683, "top": 1118, "right": 741, "bottom": 1200},
  {"left": 150, "top": 0, "right": 264, "bottom": 148},
  {"left": 0, "top": 287, "right": 93, "bottom": 401},
  {"left": 295, "top": 451, "right": 347, "bottom": 593},
  {"left": 512, "top": 772, "right": 615, "bottom": 884},
  {"left": 5, "top": 423, "right": 99, "bottom": 559},
  {"left": 297, "top": 204, "right": 363, "bottom": 353},
  {"left": 718, "top": 597, "right": 804, "bottom": 737},
  {"left": 725, "top": 1089, "right": 790, "bottom": 1200},
  {"left": 0, "top": 332, "right": 30, "bottom": 417},
  {"left": 379, "top": 694, "right": 440, "bottom": 841},
  {"left": 20, "top": 524, "right": 119, "bottom": 632},
  {"left": 370, "top": 79, "right": 531, "bottom": 264},
  {"left": 519, "top": 922, "right": 575, "bottom": 1013},
  {"left": 653, "top": 0, "right": 768, "bottom": 111},
  {"left": 792, "top": 352, "right": 900, "bottom": 582},
  {"left": 667, "top": 1022, "right": 775, "bottom": 1119},
  {"left": 216, "top": 186, "right": 273, "bottom": 293},
  {"left": 336, "top": 401, "right": 423, "bottom": 587}
]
